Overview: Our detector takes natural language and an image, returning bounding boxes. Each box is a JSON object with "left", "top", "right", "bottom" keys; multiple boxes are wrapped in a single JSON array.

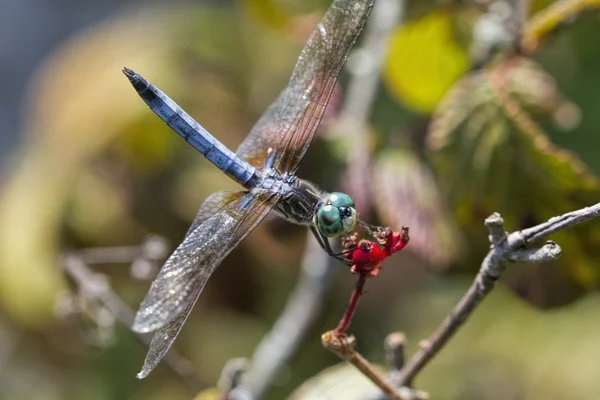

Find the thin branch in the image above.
[
  {"left": 508, "top": 241, "right": 561, "bottom": 262},
  {"left": 322, "top": 333, "right": 418, "bottom": 400},
  {"left": 74, "top": 235, "right": 168, "bottom": 279},
  {"left": 74, "top": 236, "right": 168, "bottom": 265},
  {"left": 520, "top": 203, "right": 600, "bottom": 242},
  {"left": 395, "top": 203, "right": 600, "bottom": 386},
  {"left": 61, "top": 252, "right": 201, "bottom": 392},
  {"left": 228, "top": 233, "right": 337, "bottom": 400},
  {"left": 396, "top": 267, "right": 498, "bottom": 387}
]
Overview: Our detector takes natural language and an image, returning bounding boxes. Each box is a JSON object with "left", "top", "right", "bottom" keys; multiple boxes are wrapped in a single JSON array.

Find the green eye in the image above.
[
  {"left": 340, "top": 207, "right": 358, "bottom": 234},
  {"left": 317, "top": 204, "right": 342, "bottom": 237},
  {"left": 327, "top": 192, "right": 354, "bottom": 208}
]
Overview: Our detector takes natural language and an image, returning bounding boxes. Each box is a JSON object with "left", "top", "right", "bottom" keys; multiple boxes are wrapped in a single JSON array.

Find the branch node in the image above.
[
  {"left": 508, "top": 240, "right": 562, "bottom": 262},
  {"left": 322, "top": 331, "right": 356, "bottom": 359},
  {"left": 384, "top": 332, "right": 406, "bottom": 371},
  {"left": 418, "top": 340, "right": 430, "bottom": 351},
  {"left": 485, "top": 212, "right": 507, "bottom": 245},
  {"left": 323, "top": 331, "right": 410, "bottom": 400}
]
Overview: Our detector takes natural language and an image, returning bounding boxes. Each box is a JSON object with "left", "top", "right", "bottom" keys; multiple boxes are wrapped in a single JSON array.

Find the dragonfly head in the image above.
[{"left": 316, "top": 192, "right": 358, "bottom": 238}]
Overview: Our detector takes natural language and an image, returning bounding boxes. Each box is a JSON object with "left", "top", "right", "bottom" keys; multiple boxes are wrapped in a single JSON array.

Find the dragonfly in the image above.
[{"left": 123, "top": 0, "right": 376, "bottom": 379}]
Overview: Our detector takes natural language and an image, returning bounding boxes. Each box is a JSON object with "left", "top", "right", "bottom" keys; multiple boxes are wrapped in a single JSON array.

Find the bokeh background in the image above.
[{"left": 1, "top": 0, "right": 600, "bottom": 399}]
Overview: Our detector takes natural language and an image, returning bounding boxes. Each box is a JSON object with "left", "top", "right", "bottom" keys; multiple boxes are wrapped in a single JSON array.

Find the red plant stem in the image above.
[{"left": 334, "top": 273, "right": 367, "bottom": 336}]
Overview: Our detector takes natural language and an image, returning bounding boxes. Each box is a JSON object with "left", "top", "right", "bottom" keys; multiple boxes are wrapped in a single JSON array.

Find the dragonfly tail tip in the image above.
[{"left": 122, "top": 67, "right": 137, "bottom": 80}]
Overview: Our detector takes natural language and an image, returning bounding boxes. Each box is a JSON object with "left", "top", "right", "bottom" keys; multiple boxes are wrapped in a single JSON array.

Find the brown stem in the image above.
[
  {"left": 397, "top": 271, "right": 497, "bottom": 387},
  {"left": 322, "top": 332, "right": 411, "bottom": 400},
  {"left": 390, "top": 206, "right": 600, "bottom": 391},
  {"left": 334, "top": 273, "right": 367, "bottom": 336}
]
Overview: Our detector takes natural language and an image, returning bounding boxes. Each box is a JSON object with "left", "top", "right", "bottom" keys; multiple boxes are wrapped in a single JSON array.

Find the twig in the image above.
[
  {"left": 520, "top": 203, "right": 600, "bottom": 242},
  {"left": 74, "top": 235, "right": 168, "bottom": 279},
  {"left": 228, "top": 233, "right": 337, "bottom": 400},
  {"left": 360, "top": 334, "right": 429, "bottom": 400},
  {"left": 395, "top": 203, "right": 600, "bottom": 386},
  {"left": 322, "top": 332, "right": 411, "bottom": 400},
  {"left": 61, "top": 251, "right": 201, "bottom": 392}
]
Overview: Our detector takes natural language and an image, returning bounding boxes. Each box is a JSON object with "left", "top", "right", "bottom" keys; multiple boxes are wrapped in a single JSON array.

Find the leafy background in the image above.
[{"left": 1, "top": 0, "right": 600, "bottom": 399}]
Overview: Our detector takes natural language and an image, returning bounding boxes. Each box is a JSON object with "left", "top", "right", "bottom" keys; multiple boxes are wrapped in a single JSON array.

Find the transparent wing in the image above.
[
  {"left": 132, "top": 191, "right": 277, "bottom": 377},
  {"left": 235, "top": 93, "right": 284, "bottom": 169},
  {"left": 137, "top": 287, "right": 198, "bottom": 379},
  {"left": 236, "top": 0, "right": 374, "bottom": 173},
  {"left": 184, "top": 191, "right": 246, "bottom": 237}
]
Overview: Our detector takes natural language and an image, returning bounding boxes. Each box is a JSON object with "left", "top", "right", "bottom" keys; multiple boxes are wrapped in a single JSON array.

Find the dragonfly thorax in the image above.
[
  {"left": 270, "top": 175, "right": 358, "bottom": 238},
  {"left": 271, "top": 175, "right": 322, "bottom": 226}
]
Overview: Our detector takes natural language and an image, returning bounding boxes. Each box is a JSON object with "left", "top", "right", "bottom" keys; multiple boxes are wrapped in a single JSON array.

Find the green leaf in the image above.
[
  {"left": 426, "top": 57, "right": 600, "bottom": 306},
  {"left": 383, "top": 10, "right": 469, "bottom": 113}
]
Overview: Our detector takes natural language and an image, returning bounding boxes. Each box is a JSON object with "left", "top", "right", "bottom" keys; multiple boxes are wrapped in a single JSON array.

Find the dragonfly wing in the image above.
[
  {"left": 133, "top": 190, "right": 277, "bottom": 377},
  {"left": 236, "top": 0, "right": 374, "bottom": 173},
  {"left": 235, "top": 91, "right": 285, "bottom": 169},
  {"left": 132, "top": 190, "right": 276, "bottom": 334},
  {"left": 185, "top": 191, "right": 246, "bottom": 237},
  {"left": 137, "top": 288, "right": 199, "bottom": 379}
]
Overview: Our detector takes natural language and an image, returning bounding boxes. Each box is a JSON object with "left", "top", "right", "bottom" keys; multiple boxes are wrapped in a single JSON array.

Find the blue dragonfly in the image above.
[{"left": 124, "top": 0, "right": 376, "bottom": 378}]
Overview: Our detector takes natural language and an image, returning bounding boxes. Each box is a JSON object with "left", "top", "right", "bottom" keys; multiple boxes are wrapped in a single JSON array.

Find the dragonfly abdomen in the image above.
[{"left": 123, "top": 68, "right": 262, "bottom": 189}]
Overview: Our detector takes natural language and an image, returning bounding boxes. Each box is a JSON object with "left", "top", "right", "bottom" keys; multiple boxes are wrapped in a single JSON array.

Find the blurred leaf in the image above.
[
  {"left": 373, "top": 149, "right": 462, "bottom": 267},
  {"left": 193, "top": 388, "right": 220, "bottom": 400},
  {"left": 0, "top": 8, "right": 177, "bottom": 326},
  {"left": 66, "top": 170, "right": 141, "bottom": 244},
  {"left": 113, "top": 117, "right": 179, "bottom": 172},
  {"left": 289, "top": 363, "right": 385, "bottom": 400},
  {"left": 426, "top": 56, "right": 600, "bottom": 306},
  {"left": 241, "top": 0, "right": 296, "bottom": 32},
  {"left": 383, "top": 10, "right": 469, "bottom": 113},
  {"left": 529, "top": 0, "right": 558, "bottom": 15}
]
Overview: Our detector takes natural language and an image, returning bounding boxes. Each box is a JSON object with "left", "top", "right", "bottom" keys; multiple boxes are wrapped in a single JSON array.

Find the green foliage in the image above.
[
  {"left": 427, "top": 56, "right": 600, "bottom": 303},
  {"left": 383, "top": 9, "right": 469, "bottom": 113}
]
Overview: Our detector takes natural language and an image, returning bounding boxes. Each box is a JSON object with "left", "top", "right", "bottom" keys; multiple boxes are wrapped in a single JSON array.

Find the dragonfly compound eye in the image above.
[
  {"left": 317, "top": 204, "right": 343, "bottom": 237},
  {"left": 340, "top": 207, "right": 357, "bottom": 234},
  {"left": 327, "top": 192, "right": 354, "bottom": 209}
]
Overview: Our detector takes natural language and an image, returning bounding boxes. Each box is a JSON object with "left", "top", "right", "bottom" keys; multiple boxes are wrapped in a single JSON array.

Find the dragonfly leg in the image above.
[
  {"left": 310, "top": 227, "right": 353, "bottom": 265},
  {"left": 358, "top": 220, "right": 386, "bottom": 236}
]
